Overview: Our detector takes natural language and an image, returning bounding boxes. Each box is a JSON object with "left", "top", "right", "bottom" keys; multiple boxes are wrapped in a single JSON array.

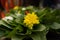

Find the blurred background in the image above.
[{"left": 0, "top": 0, "right": 60, "bottom": 10}]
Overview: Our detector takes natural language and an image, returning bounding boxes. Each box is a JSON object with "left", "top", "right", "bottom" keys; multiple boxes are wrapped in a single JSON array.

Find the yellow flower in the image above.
[
  {"left": 24, "top": 12, "right": 40, "bottom": 29},
  {"left": 14, "top": 6, "right": 19, "bottom": 10},
  {"left": 28, "top": 24, "right": 33, "bottom": 29}
]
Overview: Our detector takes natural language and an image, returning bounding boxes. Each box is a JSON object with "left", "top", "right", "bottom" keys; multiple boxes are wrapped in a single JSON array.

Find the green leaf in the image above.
[
  {"left": 26, "top": 29, "right": 32, "bottom": 35},
  {"left": 39, "top": 25, "right": 46, "bottom": 31},
  {"left": 17, "top": 26, "right": 23, "bottom": 32},
  {"left": 30, "top": 33, "right": 41, "bottom": 40},
  {"left": 0, "top": 30, "right": 5, "bottom": 37},
  {"left": 0, "top": 20, "right": 12, "bottom": 29},
  {"left": 12, "top": 30, "right": 47, "bottom": 40},
  {"left": 12, "top": 37, "right": 23, "bottom": 40},
  {"left": 50, "top": 22, "right": 60, "bottom": 29},
  {"left": 33, "top": 24, "right": 46, "bottom": 32},
  {"left": 12, "top": 36, "right": 25, "bottom": 40},
  {"left": 30, "top": 31, "right": 47, "bottom": 40},
  {"left": 7, "top": 25, "right": 23, "bottom": 37}
]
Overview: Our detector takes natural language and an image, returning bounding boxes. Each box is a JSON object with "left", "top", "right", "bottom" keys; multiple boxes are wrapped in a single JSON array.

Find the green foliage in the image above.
[
  {"left": 50, "top": 22, "right": 60, "bottom": 29},
  {"left": 0, "top": 6, "right": 60, "bottom": 40}
]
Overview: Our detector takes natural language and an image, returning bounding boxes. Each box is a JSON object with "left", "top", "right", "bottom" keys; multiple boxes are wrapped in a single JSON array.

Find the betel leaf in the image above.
[{"left": 50, "top": 22, "right": 60, "bottom": 29}]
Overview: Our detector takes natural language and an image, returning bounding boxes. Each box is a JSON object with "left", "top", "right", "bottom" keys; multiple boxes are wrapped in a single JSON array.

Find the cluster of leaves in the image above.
[{"left": 0, "top": 6, "right": 60, "bottom": 40}]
